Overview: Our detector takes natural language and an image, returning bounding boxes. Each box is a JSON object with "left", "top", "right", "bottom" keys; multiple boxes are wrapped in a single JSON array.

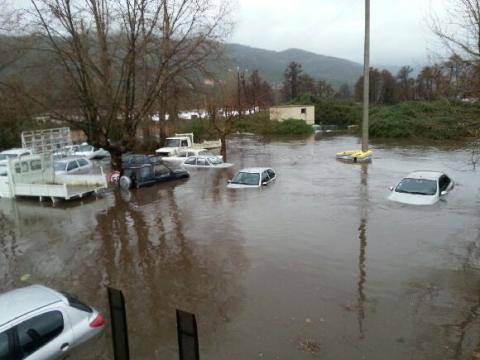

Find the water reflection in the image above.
[
  {"left": 93, "top": 184, "right": 248, "bottom": 358},
  {"left": 357, "top": 164, "right": 369, "bottom": 340}
]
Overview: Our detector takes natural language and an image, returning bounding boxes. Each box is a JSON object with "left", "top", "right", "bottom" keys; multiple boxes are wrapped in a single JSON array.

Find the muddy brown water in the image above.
[{"left": 1, "top": 135, "right": 480, "bottom": 359}]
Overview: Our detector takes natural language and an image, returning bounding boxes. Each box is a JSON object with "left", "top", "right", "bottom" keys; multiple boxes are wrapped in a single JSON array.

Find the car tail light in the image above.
[{"left": 89, "top": 313, "right": 105, "bottom": 328}]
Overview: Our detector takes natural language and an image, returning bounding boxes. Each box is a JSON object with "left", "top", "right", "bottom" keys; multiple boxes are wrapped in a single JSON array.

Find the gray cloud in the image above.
[{"left": 229, "top": 0, "right": 447, "bottom": 66}]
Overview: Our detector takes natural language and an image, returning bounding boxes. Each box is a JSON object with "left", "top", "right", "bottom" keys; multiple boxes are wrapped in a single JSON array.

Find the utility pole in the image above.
[{"left": 362, "top": 0, "right": 370, "bottom": 153}]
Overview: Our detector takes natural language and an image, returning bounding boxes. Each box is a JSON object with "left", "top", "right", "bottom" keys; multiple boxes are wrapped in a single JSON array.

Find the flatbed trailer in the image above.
[{"left": 0, "top": 154, "right": 108, "bottom": 203}]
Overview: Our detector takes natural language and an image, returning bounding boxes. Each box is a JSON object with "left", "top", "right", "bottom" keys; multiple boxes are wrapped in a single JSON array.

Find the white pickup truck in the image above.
[{"left": 155, "top": 133, "right": 220, "bottom": 157}]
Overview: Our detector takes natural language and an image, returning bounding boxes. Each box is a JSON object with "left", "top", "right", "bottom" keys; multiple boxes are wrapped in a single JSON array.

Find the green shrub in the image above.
[
  {"left": 369, "top": 101, "right": 480, "bottom": 140},
  {"left": 271, "top": 119, "right": 314, "bottom": 136}
]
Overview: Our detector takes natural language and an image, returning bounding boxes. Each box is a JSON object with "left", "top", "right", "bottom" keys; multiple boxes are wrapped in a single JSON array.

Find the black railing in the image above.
[{"left": 107, "top": 287, "right": 200, "bottom": 360}]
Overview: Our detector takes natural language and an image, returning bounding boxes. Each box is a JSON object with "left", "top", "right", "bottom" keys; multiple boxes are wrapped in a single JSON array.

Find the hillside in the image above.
[{"left": 224, "top": 43, "right": 363, "bottom": 87}]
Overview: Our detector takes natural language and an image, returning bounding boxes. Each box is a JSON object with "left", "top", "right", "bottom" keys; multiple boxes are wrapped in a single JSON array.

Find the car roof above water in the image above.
[
  {"left": 0, "top": 148, "right": 30, "bottom": 155},
  {"left": 0, "top": 285, "right": 65, "bottom": 327},
  {"left": 406, "top": 170, "right": 444, "bottom": 181},
  {"left": 238, "top": 167, "right": 273, "bottom": 173}
]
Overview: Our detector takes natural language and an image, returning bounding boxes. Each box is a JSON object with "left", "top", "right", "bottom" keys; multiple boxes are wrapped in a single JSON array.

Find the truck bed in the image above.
[{"left": 13, "top": 183, "right": 106, "bottom": 201}]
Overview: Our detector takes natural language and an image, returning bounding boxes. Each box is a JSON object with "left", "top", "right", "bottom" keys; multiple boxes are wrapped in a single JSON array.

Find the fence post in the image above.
[
  {"left": 176, "top": 310, "right": 200, "bottom": 360},
  {"left": 107, "top": 287, "right": 130, "bottom": 360}
]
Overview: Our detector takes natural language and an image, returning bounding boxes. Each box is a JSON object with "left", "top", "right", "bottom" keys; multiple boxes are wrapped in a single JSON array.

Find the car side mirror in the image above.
[
  {"left": 227, "top": 180, "right": 232, "bottom": 184},
  {"left": 440, "top": 190, "right": 447, "bottom": 196},
  {"left": 389, "top": 186, "right": 394, "bottom": 191},
  {"left": 262, "top": 182, "right": 268, "bottom": 186}
]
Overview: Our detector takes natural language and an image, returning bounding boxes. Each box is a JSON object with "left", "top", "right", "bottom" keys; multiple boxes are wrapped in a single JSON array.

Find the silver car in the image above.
[{"left": 0, "top": 285, "right": 105, "bottom": 359}]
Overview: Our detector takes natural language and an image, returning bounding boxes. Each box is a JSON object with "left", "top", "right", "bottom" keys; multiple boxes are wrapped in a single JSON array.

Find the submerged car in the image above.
[
  {"left": 69, "top": 144, "right": 110, "bottom": 160},
  {"left": 119, "top": 160, "right": 189, "bottom": 190},
  {"left": 388, "top": 170, "right": 454, "bottom": 205},
  {"left": 54, "top": 157, "right": 92, "bottom": 175},
  {"left": 0, "top": 148, "right": 32, "bottom": 163},
  {"left": 227, "top": 167, "right": 276, "bottom": 189},
  {"left": 0, "top": 284, "right": 104, "bottom": 360},
  {"left": 183, "top": 155, "right": 233, "bottom": 169}
]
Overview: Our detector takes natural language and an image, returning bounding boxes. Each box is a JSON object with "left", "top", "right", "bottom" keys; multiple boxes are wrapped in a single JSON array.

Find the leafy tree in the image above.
[{"left": 282, "top": 61, "right": 303, "bottom": 101}]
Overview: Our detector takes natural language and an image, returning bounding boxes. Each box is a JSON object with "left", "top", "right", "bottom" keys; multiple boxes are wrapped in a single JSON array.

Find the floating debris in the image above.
[
  {"left": 297, "top": 338, "right": 321, "bottom": 354},
  {"left": 20, "top": 274, "right": 31, "bottom": 282}
]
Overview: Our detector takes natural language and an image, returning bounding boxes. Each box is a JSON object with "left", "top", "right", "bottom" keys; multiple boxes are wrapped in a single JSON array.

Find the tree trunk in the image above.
[{"left": 220, "top": 135, "right": 227, "bottom": 162}]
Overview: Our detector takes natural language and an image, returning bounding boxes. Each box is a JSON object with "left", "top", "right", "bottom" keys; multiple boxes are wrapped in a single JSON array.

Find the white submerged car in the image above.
[
  {"left": 183, "top": 155, "right": 233, "bottom": 169},
  {"left": 388, "top": 171, "right": 454, "bottom": 205},
  {"left": 67, "top": 144, "right": 110, "bottom": 160},
  {"left": 54, "top": 157, "right": 92, "bottom": 175},
  {"left": 227, "top": 167, "right": 276, "bottom": 189},
  {"left": 0, "top": 148, "right": 32, "bottom": 163},
  {"left": 0, "top": 285, "right": 105, "bottom": 360}
]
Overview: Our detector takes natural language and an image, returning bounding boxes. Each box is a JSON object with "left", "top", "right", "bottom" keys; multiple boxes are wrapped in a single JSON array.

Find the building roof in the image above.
[
  {"left": 0, "top": 285, "right": 65, "bottom": 327},
  {"left": 270, "top": 105, "right": 314, "bottom": 109}
]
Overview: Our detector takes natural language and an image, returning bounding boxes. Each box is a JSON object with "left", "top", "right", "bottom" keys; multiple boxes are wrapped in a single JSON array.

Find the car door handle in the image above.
[{"left": 61, "top": 343, "right": 70, "bottom": 351}]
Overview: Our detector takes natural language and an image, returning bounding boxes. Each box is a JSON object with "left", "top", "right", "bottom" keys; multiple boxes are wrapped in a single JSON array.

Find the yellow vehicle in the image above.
[{"left": 336, "top": 149, "right": 373, "bottom": 163}]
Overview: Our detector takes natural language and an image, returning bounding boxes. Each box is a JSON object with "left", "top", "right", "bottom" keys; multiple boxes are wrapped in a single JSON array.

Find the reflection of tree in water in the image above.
[
  {"left": 94, "top": 186, "right": 247, "bottom": 358},
  {"left": 0, "top": 207, "right": 19, "bottom": 289}
]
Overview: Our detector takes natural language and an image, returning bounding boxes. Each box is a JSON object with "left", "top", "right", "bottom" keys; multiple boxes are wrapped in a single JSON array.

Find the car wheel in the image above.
[{"left": 119, "top": 176, "right": 133, "bottom": 190}]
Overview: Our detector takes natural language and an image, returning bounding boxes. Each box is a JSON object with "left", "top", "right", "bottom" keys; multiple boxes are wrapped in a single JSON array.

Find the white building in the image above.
[{"left": 269, "top": 105, "right": 315, "bottom": 125}]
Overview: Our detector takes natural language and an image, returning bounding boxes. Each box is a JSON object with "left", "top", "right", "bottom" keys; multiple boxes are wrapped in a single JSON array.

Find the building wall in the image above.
[{"left": 269, "top": 106, "right": 315, "bottom": 125}]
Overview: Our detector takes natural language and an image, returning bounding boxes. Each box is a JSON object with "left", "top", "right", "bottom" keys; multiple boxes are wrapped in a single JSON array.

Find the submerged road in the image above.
[{"left": 1, "top": 135, "right": 479, "bottom": 359}]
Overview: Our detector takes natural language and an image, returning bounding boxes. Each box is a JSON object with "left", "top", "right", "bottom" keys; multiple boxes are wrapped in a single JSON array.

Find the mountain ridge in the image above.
[{"left": 224, "top": 43, "right": 364, "bottom": 87}]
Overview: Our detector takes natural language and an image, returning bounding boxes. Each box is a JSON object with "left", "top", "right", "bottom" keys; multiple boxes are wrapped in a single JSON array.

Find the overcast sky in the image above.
[{"left": 229, "top": 0, "right": 448, "bottom": 67}]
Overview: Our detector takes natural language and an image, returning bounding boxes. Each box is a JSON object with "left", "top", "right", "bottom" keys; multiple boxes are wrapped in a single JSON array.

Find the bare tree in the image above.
[
  {"left": 431, "top": 0, "right": 480, "bottom": 60},
  {"left": 28, "top": 0, "right": 232, "bottom": 168}
]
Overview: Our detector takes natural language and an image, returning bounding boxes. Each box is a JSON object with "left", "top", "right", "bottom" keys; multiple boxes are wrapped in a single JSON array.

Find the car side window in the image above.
[
  {"left": 261, "top": 171, "right": 270, "bottom": 183},
  {"left": 0, "top": 331, "right": 12, "bottom": 360},
  {"left": 17, "top": 311, "right": 64, "bottom": 357},
  {"left": 181, "top": 140, "right": 188, "bottom": 147},
  {"left": 67, "top": 161, "right": 79, "bottom": 171},
  {"left": 267, "top": 169, "right": 275, "bottom": 179},
  {"left": 185, "top": 157, "right": 196, "bottom": 165},
  {"left": 439, "top": 175, "right": 450, "bottom": 192},
  {"left": 154, "top": 164, "right": 170, "bottom": 176},
  {"left": 21, "top": 161, "right": 29, "bottom": 173},
  {"left": 197, "top": 158, "right": 207, "bottom": 166},
  {"left": 30, "top": 160, "right": 42, "bottom": 171}
]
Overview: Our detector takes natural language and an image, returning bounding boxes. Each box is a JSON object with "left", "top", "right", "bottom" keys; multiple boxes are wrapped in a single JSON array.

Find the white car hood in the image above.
[
  {"left": 227, "top": 183, "right": 259, "bottom": 189},
  {"left": 388, "top": 191, "right": 438, "bottom": 205}
]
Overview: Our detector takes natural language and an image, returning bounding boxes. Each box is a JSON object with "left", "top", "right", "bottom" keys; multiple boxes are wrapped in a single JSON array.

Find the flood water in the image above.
[{"left": 1, "top": 135, "right": 480, "bottom": 359}]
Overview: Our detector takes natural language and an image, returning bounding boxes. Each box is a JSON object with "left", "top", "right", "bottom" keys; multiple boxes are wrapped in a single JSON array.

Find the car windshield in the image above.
[
  {"left": 0, "top": 164, "right": 7, "bottom": 176},
  {"left": 232, "top": 172, "right": 260, "bottom": 186},
  {"left": 208, "top": 157, "right": 223, "bottom": 165},
  {"left": 54, "top": 162, "right": 67, "bottom": 171},
  {"left": 395, "top": 178, "right": 437, "bottom": 196},
  {"left": 165, "top": 139, "right": 181, "bottom": 147}
]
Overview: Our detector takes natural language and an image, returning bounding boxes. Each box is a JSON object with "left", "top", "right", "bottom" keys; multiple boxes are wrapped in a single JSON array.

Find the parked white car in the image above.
[
  {"left": 68, "top": 144, "right": 110, "bottom": 159},
  {"left": 227, "top": 168, "right": 276, "bottom": 189},
  {"left": 54, "top": 157, "right": 92, "bottom": 175},
  {"left": 183, "top": 155, "right": 233, "bottom": 169},
  {"left": 0, "top": 284, "right": 105, "bottom": 360},
  {"left": 388, "top": 170, "right": 454, "bottom": 205},
  {"left": 0, "top": 148, "right": 32, "bottom": 163}
]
